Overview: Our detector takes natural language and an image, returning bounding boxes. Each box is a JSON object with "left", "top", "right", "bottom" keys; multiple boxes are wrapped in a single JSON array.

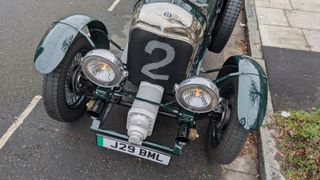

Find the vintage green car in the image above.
[{"left": 34, "top": 0, "right": 267, "bottom": 165}]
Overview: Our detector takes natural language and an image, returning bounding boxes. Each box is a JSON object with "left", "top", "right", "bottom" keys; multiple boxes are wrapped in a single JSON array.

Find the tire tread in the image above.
[
  {"left": 208, "top": 0, "right": 243, "bottom": 53},
  {"left": 207, "top": 77, "right": 248, "bottom": 164},
  {"left": 42, "top": 35, "right": 92, "bottom": 122}
]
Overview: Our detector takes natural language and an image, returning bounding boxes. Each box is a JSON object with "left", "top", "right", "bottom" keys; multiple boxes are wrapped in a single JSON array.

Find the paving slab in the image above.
[
  {"left": 285, "top": 10, "right": 320, "bottom": 30},
  {"left": 255, "top": 0, "right": 292, "bottom": 9},
  {"left": 256, "top": 7, "right": 289, "bottom": 26},
  {"left": 223, "top": 154, "right": 259, "bottom": 176},
  {"left": 259, "top": 25, "right": 310, "bottom": 51},
  {"left": 221, "top": 170, "right": 258, "bottom": 180},
  {"left": 290, "top": 0, "right": 320, "bottom": 13},
  {"left": 263, "top": 46, "right": 320, "bottom": 111},
  {"left": 303, "top": 29, "right": 320, "bottom": 52}
]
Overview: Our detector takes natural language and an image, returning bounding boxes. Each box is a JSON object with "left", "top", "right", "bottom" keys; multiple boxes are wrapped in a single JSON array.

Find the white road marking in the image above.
[
  {"left": 0, "top": 95, "right": 42, "bottom": 150},
  {"left": 108, "top": 0, "right": 120, "bottom": 11}
]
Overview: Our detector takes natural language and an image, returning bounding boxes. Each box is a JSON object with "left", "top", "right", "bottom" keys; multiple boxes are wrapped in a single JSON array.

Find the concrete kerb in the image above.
[
  {"left": 244, "top": 0, "right": 263, "bottom": 59},
  {"left": 244, "top": 0, "right": 285, "bottom": 180}
]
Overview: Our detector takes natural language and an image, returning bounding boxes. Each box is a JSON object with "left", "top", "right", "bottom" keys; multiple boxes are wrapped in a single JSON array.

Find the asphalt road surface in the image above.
[
  {"left": 0, "top": 0, "right": 249, "bottom": 179},
  {"left": 263, "top": 47, "right": 320, "bottom": 111}
]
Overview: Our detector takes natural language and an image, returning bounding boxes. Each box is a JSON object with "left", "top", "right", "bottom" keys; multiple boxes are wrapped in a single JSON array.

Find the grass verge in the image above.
[{"left": 274, "top": 107, "right": 320, "bottom": 179}]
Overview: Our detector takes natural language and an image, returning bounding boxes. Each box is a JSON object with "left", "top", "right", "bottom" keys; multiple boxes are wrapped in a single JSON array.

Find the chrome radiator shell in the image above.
[
  {"left": 131, "top": 2, "right": 205, "bottom": 49},
  {"left": 127, "top": 2, "right": 206, "bottom": 92}
]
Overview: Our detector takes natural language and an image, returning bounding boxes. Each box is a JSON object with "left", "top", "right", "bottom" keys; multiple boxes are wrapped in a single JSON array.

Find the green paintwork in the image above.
[
  {"left": 96, "top": 135, "right": 104, "bottom": 147},
  {"left": 178, "top": 110, "right": 195, "bottom": 126},
  {"left": 34, "top": 14, "right": 109, "bottom": 74},
  {"left": 173, "top": 143, "right": 183, "bottom": 155},
  {"left": 143, "top": 0, "right": 220, "bottom": 28},
  {"left": 218, "top": 55, "right": 268, "bottom": 131}
]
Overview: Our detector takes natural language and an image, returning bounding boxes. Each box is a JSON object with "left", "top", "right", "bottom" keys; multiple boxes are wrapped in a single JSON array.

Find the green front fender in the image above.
[
  {"left": 218, "top": 56, "right": 268, "bottom": 131},
  {"left": 34, "top": 14, "right": 109, "bottom": 74}
]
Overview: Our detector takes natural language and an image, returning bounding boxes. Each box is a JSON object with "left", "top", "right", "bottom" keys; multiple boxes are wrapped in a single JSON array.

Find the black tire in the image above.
[
  {"left": 42, "top": 35, "right": 92, "bottom": 122},
  {"left": 206, "top": 77, "right": 248, "bottom": 164},
  {"left": 208, "top": 0, "right": 243, "bottom": 53}
]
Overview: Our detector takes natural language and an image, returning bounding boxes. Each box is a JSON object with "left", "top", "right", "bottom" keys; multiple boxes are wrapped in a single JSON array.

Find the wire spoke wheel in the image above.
[
  {"left": 64, "top": 51, "right": 85, "bottom": 108},
  {"left": 42, "top": 35, "right": 92, "bottom": 122}
]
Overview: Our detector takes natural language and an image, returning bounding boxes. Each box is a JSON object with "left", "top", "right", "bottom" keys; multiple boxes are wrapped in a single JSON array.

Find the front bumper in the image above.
[{"left": 90, "top": 118, "right": 184, "bottom": 157}]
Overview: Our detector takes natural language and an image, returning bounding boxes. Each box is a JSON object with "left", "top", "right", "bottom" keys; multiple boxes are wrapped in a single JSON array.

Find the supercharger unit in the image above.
[{"left": 126, "top": 81, "right": 164, "bottom": 145}]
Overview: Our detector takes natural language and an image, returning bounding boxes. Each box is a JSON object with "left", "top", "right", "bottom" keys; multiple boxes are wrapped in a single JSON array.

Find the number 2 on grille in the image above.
[{"left": 141, "top": 40, "right": 175, "bottom": 80}]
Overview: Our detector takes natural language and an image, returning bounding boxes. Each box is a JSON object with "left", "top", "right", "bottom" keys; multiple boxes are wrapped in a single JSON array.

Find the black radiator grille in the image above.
[{"left": 127, "top": 29, "right": 194, "bottom": 92}]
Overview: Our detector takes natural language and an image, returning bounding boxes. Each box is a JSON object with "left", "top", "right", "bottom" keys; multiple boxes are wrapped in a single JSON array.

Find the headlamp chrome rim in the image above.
[
  {"left": 175, "top": 77, "right": 219, "bottom": 113},
  {"left": 81, "top": 49, "right": 127, "bottom": 88}
]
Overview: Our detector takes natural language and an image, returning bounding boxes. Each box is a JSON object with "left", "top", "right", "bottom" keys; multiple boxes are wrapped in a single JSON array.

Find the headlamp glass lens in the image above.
[
  {"left": 182, "top": 88, "right": 212, "bottom": 108},
  {"left": 87, "top": 61, "right": 115, "bottom": 83}
]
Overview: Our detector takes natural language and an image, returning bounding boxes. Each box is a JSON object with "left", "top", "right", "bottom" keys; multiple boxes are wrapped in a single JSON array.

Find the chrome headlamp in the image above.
[
  {"left": 174, "top": 77, "right": 219, "bottom": 113},
  {"left": 81, "top": 49, "right": 127, "bottom": 88}
]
